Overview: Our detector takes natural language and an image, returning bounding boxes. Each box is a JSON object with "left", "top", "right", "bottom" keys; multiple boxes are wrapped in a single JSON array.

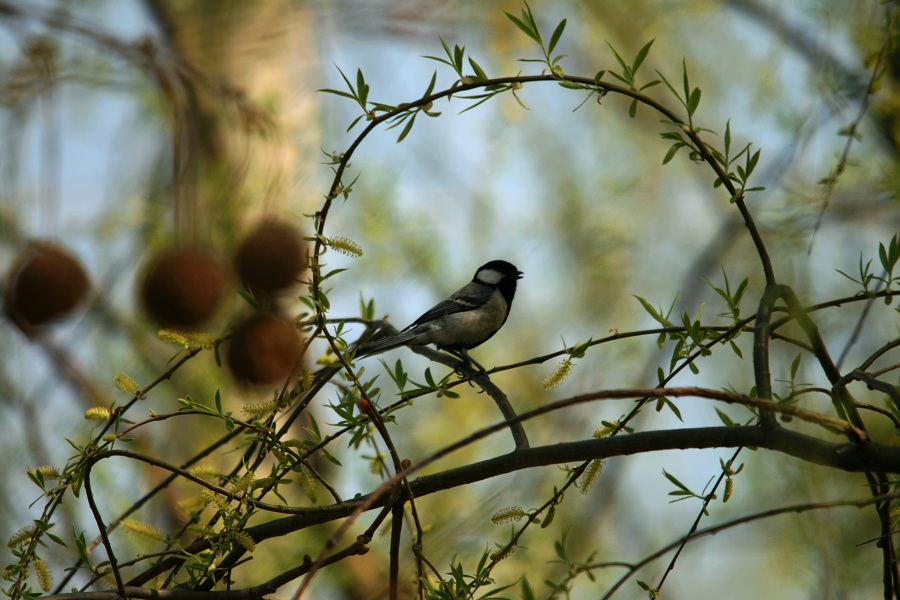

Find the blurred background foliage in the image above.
[{"left": 1, "top": 0, "right": 899, "bottom": 598}]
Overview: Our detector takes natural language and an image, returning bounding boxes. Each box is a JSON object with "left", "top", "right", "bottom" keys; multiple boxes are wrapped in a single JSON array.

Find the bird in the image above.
[{"left": 355, "top": 260, "right": 523, "bottom": 373}]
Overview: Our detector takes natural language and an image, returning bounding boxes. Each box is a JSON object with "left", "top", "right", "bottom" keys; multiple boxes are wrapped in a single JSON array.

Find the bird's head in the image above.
[{"left": 474, "top": 260, "right": 523, "bottom": 303}]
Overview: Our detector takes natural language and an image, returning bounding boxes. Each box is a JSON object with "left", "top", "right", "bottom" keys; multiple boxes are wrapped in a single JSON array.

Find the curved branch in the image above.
[
  {"left": 125, "top": 422, "right": 900, "bottom": 588},
  {"left": 245, "top": 424, "right": 900, "bottom": 541}
]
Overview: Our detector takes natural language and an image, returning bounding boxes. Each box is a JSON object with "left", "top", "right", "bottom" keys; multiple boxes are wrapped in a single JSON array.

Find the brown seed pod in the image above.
[
  {"left": 140, "top": 245, "right": 227, "bottom": 328},
  {"left": 226, "top": 313, "right": 303, "bottom": 386},
  {"left": 4, "top": 242, "right": 90, "bottom": 328},
  {"left": 234, "top": 220, "right": 306, "bottom": 294}
]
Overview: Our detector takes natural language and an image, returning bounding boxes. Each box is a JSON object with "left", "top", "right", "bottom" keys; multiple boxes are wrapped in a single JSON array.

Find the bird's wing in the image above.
[{"left": 404, "top": 284, "right": 484, "bottom": 330}]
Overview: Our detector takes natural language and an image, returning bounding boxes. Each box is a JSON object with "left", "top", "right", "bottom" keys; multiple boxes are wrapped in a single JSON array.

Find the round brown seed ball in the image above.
[
  {"left": 5, "top": 242, "right": 90, "bottom": 328},
  {"left": 226, "top": 314, "right": 302, "bottom": 386},
  {"left": 234, "top": 220, "right": 305, "bottom": 293},
  {"left": 140, "top": 245, "right": 227, "bottom": 328}
]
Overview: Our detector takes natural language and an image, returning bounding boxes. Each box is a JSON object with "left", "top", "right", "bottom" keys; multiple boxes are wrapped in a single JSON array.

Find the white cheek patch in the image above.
[{"left": 475, "top": 268, "right": 504, "bottom": 285}]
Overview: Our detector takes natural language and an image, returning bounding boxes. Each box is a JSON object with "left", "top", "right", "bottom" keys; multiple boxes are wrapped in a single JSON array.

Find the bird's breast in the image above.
[{"left": 427, "top": 293, "right": 508, "bottom": 349}]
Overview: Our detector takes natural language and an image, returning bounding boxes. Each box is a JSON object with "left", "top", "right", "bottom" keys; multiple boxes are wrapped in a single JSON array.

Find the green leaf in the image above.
[
  {"left": 322, "top": 448, "right": 342, "bottom": 467},
  {"left": 790, "top": 353, "right": 802, "bottom": 381},
  {"left": 879, "top": 240, "right": 891, "bottom": 272},
  {"left": 521, "top": 576, "right": 536, "bottom": 600},
  {"left": 663, "top": 142, "right": 685, "bottom": 165},
  {"left": 318, "top": 88, "right": 356, "bottom": 101},
  {"left": 632, "top": 39, "right": 655, "bottom": 73},
  {"left": 607, "top": 42, "right": 629, "bottom": 73},
  {"left": 662, "top": 469, "right": 691, "bottom": 494},
  {"left": 424, "top": 368, "right": 437, "bottom": 388},
  {"left": 687, "top": 87, "right": 701, "bottom": 117},
  {"left": 359, "top": 295, "right": 375, "bottom": 320},
  {"left": 74, "top": 529, "right": 90, "bottom": 565},
  {"left": 355, "top": 68, "right": 369, "bottom": 105},
  {"left": 424, "top": 71, "right": 437, "bottom": 97},
  {"left": 746, "top": 148, "right": 761, "bottom": 176},
  {"left": 724, "top": 119, "right": 731, "bottom": 154},
  {"left": 454, "top": 42, "right": 465, "bottom": 71},
  {"left": 506, "top": 12, "right": 541, "bottom": 44},
  {"left": 633, "top": 294, "right": 676, "bottom": 327},
  {"left": 656, "top": 70, "right": 682, "bottom": 103},
  {"left": 715, "top": 407, "right": 737, "bottom": 427},
  {"left": 548, "top": 18, "right": 567, "bottom": 54},
  {"left": 396, "top": 113, "right": 417, "bottom": 143},
  {"left": 468, "top": 57, "right": 489, "bottom": 81}
]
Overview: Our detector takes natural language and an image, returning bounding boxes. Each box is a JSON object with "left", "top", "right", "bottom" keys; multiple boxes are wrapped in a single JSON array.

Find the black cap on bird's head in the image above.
[{"left": 474, "top": 260, "right": 522, "bottom": 306}]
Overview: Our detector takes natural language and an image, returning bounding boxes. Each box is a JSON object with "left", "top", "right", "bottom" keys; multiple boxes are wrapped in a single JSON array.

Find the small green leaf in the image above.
[
  {"left": 548, "top": 19, "right": 567, "bottom": 54},
  {"left": 396, "top": 113, "right": 417, "bottom": 143},
  {"left": 724, "top": 119, "right": 731, "bottom": 153},
  {"left": 607, "top": 42, "right": 629, "bottom": 72},
  {"left": 715, "top": 408, "right": 737, "bottom": 427},
  {"left": 468, "top": 57, "right": 489, "bottom": 81},
  {"left": 687, "top": 87, "right": 701, "bottom": 116},
  {"left": 662, "top": 469, "right": 691, "bottom": 493},
  {"left": 681, "top": 59, "right": 691, "bottom": 103},
  {"left": 746, "top": 148, "right": 760, "bottom": 175},
  {"left": 632, "top": 39, "right": 655, "bottom": 73},
  {"left": 424, "top": 71, "right": 437, "bottom": 97},
  {"left": 506, "top": 12, "right": 540, "bottom": 44},
  {"left": 663, "top": 142, "right": 685, "bottom": 165},
  {"left": 790, "top": 353, "right": 802, "bottom": 380},
  {"left": 355, "top": 68, "right": 369, "bottom": 105}
]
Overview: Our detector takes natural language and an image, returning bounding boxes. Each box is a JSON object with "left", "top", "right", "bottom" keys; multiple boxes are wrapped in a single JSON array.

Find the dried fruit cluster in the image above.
[{"left": 4, "top": 219, "right": 308, "bottom": 387}]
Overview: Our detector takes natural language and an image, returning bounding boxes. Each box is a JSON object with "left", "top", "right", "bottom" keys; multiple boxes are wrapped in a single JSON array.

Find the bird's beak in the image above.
[{"left": 515, "top": 271, "right": 524, "bottom": 280}]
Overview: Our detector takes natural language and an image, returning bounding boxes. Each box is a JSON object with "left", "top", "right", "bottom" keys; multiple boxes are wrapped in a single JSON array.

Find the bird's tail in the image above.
[{"left": 355, "top": 329, "right": 420, "bottom": 358}]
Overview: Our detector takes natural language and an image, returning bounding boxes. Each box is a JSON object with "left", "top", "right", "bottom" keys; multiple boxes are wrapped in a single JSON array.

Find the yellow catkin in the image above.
[
  {"left": 248, "top": 477, "right": 273, "bottom": 490},
  {"left": 202, "top": 490, "right": 230, "bottom": 512},
  {"left": 724, "top": 477, "right": 734, "bottom": 503},
  {"left": 121, "top": 519, "right": 165, "bottom": 542},
  {"left": 112, "top": 373, "right": 138, "bottom": 395},
  {"left": 233, "top": 531, "right": 255, "bottom": 552},
  {"left": 187, "top": 524, "right": 216, "bottom": 538},
  {"left": 541, "top": 504, "right": 556, "bottom": 529},
  {"left": 579, "top": 459, "right": 604, "bottom": 494},
  {"left": 297, "top": 464, "right": 319, "bottom": 504},
  {"left": 34, "top": 559, "right": 52, "bottom": 592},
  {"left": 542, "top": 358, "right": 573, "bottom": 390},
  {"left": 85, "top": 406, "right": 111, "bottom": 421},
  {"left": 299, "top": 369, "right": 315, "bottom": 390},
  {"left": 491, "top": 507, "right": 527, "bottom": 524},
  {"left": 187, "top": 465, "right": 222, "bottom": 481},
  {"left": 368, "top": 453, "right": 386, "bottom": 475},
  {"left": 489, "top": 544, "right": 514, "bottom": 562},
  {"left": 157, "top": 330, "right": 213, "bottom": 349},
  {"left": 329, "top": 236, "right": 363, "bottom": 257},
  {"left": 177, "top": 495, "right": 211, "bottom": 516},
  {"left": 240, "top": 401, "right": 278, "bottom": 419},
  {"left": 32, "top": 466, "right": 60, "bottom": 480},
  {"left": 7, "top": 526, "right": 36, "bottom": 548}
]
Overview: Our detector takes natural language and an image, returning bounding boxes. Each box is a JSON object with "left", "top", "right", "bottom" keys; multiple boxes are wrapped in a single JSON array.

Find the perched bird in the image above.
[{"left": 356, "top": 260, "right": 523, "bottom": 372}]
